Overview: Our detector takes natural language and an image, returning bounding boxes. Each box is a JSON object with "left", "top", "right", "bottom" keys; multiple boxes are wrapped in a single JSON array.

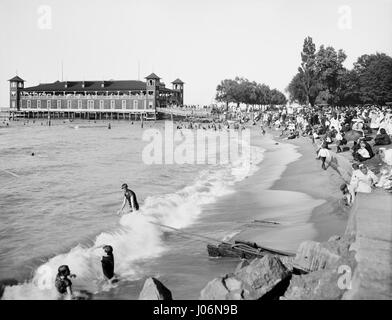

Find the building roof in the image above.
[
  {"left": 9, "top": 76, "right": 25, "bottom": 82},
  {"left": 172, "top": 78, "right": 184, "bottom": 84},
  {"left": 145, "top": 73, "right": 160, "bottom": 80},
  {"left": 23, "top": 80, "right": 149, "bottom": 92}
]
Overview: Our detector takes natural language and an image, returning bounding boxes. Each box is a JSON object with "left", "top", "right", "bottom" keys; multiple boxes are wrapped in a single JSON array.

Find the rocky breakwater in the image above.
[{"left": 199, "top": 234, "right": 356, "bottom": 300}]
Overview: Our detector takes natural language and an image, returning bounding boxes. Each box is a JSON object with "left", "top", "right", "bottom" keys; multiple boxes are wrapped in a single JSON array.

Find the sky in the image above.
[{"left": 1, "top": 0, "right": 392, "bottom": 107}]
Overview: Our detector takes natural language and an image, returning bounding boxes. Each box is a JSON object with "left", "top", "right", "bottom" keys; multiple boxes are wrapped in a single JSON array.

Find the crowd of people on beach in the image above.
[{"left": 259, "top": 104, "right": 392, "bottom": 205}]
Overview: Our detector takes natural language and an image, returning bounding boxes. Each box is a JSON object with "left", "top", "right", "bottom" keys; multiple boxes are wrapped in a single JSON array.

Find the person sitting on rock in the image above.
[{"left": 374, "top": 128, "right": 391, "bottom": 146}]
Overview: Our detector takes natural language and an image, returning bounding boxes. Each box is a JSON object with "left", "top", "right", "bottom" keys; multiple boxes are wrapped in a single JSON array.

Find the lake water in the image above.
[{"left": 0, "top": 119, "right": 273, "bottom": 299}]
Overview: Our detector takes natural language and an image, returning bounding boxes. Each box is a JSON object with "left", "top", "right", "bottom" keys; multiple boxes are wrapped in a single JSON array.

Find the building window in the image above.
[
  {"left": 78, "top": 100, "right": 82, "bottom": 109},
  {"left": 149, "top": 101, "right": 153, "bottom": 109},
  {"left": 110, "top": 100, "right": 115, "bottom": 109},
  {"left": 47, "top": 100, "right": 51, "bottom": 109},
  {"left": 37, "top": 100, "right": 41, "bottom": 108},
  {"left": 100, "top": 100, "right": 104, "bottom": 109},
  {"left": 88, "top": 100, "right": 94, "bottom": 109},
  {"left": 67, "top": 100, "right": 72, "bottom": 109},
  {"left": 18, "top": 83, "right": 23, "bottom": 88},
  {"left": 11, "top": 101, "right": 16, "bottom": 108},
  {"left": 11, "top": 91, "right": 16, "bottom": 97},
  {"left": 57, "top": 100, "right": 61, "bottom": 108},
  {"left": 122, "top": 100, "right": 126, "bottom": 109},
  {"left": 11, "top": 82, "right": 16, "bottom": 88},
  {"left": 27, "top": 100, "right": 31, "bottom": 108},
  {"left": 133, "top": 100, "right": 138, "bottom": 109},
  {"left": 148, "top": 80, "right": 153, "bottom": 86}
]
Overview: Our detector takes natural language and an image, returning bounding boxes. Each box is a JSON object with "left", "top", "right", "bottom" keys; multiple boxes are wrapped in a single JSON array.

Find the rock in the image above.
[
  {"left": 284, "top": 236, "right": 357, "bottom": 299},
  {"left": 293, "top": 240, "right": 341, "bottom": 273},
  {"left": 284, "top": 268, "right": 345, "bottom": 300},
  {"left": 235, "top": 255, "right": 290, "bottom": 299},
  {"left": 279, "top": 256, "right": 294, "bottom": 272},
  {"left": 235, "top": 259, "right": 250, "bottom": 273},
  {"left": 0, "top": 279, "right": 18, "bottom": 299},
  {"left": 138, "top": 277, "right": 172, "bottom": 300},
  {"left": 200, "top": 277, "right": 230, "bottom": 300}
]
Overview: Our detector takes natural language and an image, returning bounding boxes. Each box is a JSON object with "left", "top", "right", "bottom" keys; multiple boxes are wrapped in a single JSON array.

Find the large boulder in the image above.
[
  {"left": 283, "top": 269, "right": 343, "bottom": 300},
  {"left": 293, "top": 241, "right": 341, "bottom": 273},
  {"left": 138, "top": 277, "right": 172, "bottom": 300},
  {"left": 200, "top": 255, "right": 291, "bottom": 300},
  {"left": 293, "top": 235, "right": 355, "bottom": 273},
  {"left": 200, "top": 276, "right": 232, "bottom": 300},
  {"left": 234, "top": 255, "right": 290, "bottom": 300},
  {"left": 284, "top": 252, "right": 356, "bottom": 300},
  {"left": 234, "top": 259, "right": 250, "bottom": 273}
]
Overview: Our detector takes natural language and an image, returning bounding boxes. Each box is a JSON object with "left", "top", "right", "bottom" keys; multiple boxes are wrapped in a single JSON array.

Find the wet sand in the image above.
[{"left": 233, "top": 128, "right": 348, "bottom": 253}]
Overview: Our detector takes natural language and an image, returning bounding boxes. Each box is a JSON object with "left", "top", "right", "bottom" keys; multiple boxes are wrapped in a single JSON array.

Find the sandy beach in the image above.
[{"left": 232, "top": 128, "right": 348, "bottom": 252}]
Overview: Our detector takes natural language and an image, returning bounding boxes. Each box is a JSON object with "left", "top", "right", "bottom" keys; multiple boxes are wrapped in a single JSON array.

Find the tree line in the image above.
[
  {"left": 215, "top": 77, "right": 287, "bottom": 107},
  {"left": 287, "top": 36, "right": 392, "bottom": 107}
]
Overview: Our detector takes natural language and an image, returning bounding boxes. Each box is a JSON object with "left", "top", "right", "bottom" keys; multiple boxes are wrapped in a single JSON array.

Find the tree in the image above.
[
  {"left": 315, "top": 45, "right": 347, "bottom": 106},
  {"left": 297, "top": 36, "right": 319, "bottom": 106},
  {"left": 216, "top": 79, "right": 238, "bottom": 106},
  {"left": 286, "top": 73, "right": 307, "bottom": 105},
  {"left": 270, "top": 88, "right": 287, "bottom": 105},
  {"left": 215, "top": 78, "right": 285, "bottom": 107},
  {"left": 256, "top": 84, "right": 271, "bottom": 105},
  {"left": 335, "top": 69, "right": 361, "bottom": 106},
  {"left": 354, "top": 53, "right": 392, "bottom": 105}
]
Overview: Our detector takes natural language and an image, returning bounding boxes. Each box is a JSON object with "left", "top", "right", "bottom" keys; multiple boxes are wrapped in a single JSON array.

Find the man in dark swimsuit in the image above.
[{"left": 118, "top": 183, "right": 139, "bottom": 215}]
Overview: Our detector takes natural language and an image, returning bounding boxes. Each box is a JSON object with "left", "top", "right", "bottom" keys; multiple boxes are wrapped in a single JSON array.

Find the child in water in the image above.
[
  {"left": 55, "top": 265, "right": 76, "bottom": 299},
  {"left": 101, "top": 245, "right": 115, "bottom": 282}
]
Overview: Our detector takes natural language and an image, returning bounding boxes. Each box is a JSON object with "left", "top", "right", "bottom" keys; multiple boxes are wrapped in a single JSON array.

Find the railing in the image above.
[
  {"left": 17, "top": 108, "right": 156, "bottom": 113},
  {"left": 156, "top": 107, "right": 211, "bottom": 117},
  {"left": 21, "top": 95, "right": 154, "bottom": 100}
]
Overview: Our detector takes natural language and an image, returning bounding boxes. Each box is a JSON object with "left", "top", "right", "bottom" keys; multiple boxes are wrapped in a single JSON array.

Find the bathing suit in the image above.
[
  {"left": 55, "top": 275, "right": 72, "bottom": 294},
  {"left": 101, "top": 254, "right": 114, "bottom": 279},
  {"left": 125, "top": 189, "right": 139, "bottom": 211}
]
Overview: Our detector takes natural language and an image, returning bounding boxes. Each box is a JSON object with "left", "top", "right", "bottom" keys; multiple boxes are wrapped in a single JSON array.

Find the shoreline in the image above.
[
  {"left": 230, "top": 127, "right": 347, "bottom": 253},
  {"left": 269, "top": 132, "right": 348, "bottom": 243}
]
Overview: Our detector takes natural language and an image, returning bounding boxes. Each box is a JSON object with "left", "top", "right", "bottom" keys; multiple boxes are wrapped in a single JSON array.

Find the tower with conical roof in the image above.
[
  {"left": 145, "top": 73, "right": 160, "bottom": 109},
  {"left": 172, "top": 78, "right": 184, "bottom": 106},
  {"left": 8, "top": 75, "right": 25, "bottom": 111}
]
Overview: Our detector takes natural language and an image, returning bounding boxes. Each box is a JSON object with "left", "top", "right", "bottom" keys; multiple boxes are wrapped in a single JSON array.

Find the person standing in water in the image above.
[
  {"left": 117, "top": 183, "right": 139, "bottom": 215},
  {"left": 55, "top": 265, "right": 76, "bottom": 299},
  {"left": 101, "top": 245, "right": 115, "bottom": 282}
]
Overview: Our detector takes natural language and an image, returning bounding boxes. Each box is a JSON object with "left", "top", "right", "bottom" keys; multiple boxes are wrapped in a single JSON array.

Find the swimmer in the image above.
[
  {"left": 101, "top": 245, "right": 115, "bottom": 282},
  {"left": 117, "top": 183, "right": 139, "bottom": 215},
  {"left": 55, "top": 265, "right": 76, "bottom": 300}
]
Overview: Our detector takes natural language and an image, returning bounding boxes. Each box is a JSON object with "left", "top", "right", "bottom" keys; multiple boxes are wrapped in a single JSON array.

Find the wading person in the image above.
[
  {"left": 118, "top": 183, "right": 139, "bottom": 215},
  {"left": 101, "top": 245, "right": 115, "bottom": 282},
  {"left": 317, "top": 142, "right": 330, "bottom": 170},
  {"left": 55, "top": 265, "right": 76, "bottom": 299},
  {"left": 340, "top": 183, "right": 355, "bottom": 207}
]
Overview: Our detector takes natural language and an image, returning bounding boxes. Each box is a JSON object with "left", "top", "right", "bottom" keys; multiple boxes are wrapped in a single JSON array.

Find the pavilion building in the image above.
[{"left": 8, "top": 73, "right": 184, "bottom": 120}]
